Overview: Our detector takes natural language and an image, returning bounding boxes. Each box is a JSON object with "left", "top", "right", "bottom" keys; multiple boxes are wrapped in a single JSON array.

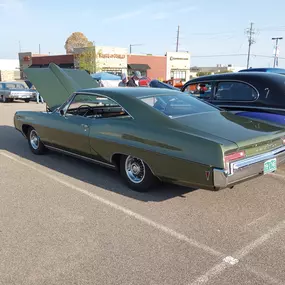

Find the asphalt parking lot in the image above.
[{"left": 1, "top": 101, "right": 285, "bottom": 285}]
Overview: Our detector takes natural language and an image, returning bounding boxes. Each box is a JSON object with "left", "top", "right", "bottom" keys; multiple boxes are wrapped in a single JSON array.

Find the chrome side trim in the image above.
[
  {"left": 45, "top": 145, "right": 116, "bottom": 169},
  {"left": 217, "top": 105, "right": 285, "bottom": 113}
]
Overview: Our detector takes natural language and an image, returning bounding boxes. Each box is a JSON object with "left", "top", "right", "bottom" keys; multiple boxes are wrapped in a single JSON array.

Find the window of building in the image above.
[
  {"left": 214, "top": 81, "right": 258, "bottom": 101},
  {"left": 170, "top": 70, "right": 186, "bottom": 81}
]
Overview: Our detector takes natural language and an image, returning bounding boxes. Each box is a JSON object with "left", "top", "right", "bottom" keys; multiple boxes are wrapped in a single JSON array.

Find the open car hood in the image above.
[{"left": 24, "top": 63, "right": 100, "bottom": 111}]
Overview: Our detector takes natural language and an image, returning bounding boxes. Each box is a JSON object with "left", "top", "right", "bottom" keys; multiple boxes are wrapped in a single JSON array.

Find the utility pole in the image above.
[
  {"left": 245, "top": 22, "right": 256, "bottom": 69},
  {"left": 176, "top": 25, "right": 180, "bottom": 52},
  {"left": 39, "top": 44, "right": 41, "bottom": 54},
  {"left": 272, "top": 37, "right": 283, "bottom": 68}
]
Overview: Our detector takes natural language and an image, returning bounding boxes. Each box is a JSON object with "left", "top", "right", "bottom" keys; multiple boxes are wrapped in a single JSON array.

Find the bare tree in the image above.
[{"left": 64, "top": 32, "right": 91, "bottom": 54}]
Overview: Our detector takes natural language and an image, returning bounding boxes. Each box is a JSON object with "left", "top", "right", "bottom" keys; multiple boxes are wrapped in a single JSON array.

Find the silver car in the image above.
[{"left": 0, "top": 81, "right": 37, "bottom": 103}]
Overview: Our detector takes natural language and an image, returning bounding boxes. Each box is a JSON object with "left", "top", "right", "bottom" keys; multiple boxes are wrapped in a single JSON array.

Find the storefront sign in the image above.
[
  {"left": 23, "top": 56, "right": 31, "bottom": 61},
  {"left": 170, "top": 56, "right": 189, "bottom": 61},
  {"left": 98, "top": 53, "right": 126, "bottom": 59}
]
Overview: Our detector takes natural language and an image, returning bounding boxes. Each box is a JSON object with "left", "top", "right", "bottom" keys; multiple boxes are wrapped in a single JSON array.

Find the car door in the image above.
[
  {"left": 49, "top": 93, "right": 94, "bottom": 156},
  {"left": 0, "top": 83, "right": 4, "bottom": 96}
]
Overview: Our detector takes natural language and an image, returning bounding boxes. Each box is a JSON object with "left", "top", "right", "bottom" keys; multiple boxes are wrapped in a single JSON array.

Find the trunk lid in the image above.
[{"left": 174, "top": 111, "right": 285, "bottom": 156}]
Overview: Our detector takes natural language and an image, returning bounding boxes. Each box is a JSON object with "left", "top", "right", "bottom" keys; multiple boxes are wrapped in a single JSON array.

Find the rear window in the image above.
[
  {"left": 139, "top": 93, "right": 218, "bottom": 117},
  {"left": 5, "top": 83, "right": 27, "bottom": 89}
]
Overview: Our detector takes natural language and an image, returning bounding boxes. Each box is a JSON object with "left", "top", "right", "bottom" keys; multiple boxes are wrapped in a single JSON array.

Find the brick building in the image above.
[{"left": 127, "top": 54, "right": 166, "bottom": 80}]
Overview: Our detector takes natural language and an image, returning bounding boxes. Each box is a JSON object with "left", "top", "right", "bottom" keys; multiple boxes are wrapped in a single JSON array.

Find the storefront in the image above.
[
  {"left": 127, "top": 54, "right": 166, "bottom": 80},
  {"left": 96, "top": 46, "right": 128, "bottom": 76},
  {"left": 166, "top": 52, "right": 191, "bottom": 82}
]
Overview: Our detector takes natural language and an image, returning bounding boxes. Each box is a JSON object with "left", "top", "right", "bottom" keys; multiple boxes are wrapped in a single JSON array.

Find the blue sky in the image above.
[{"left": 1, "top": 0, "right": 285, "bottom": 67}]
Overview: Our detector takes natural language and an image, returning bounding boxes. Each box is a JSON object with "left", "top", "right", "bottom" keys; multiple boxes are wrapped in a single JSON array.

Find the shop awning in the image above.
[{"left": 128, "top": 64, "right": 151, "bottom": 70}]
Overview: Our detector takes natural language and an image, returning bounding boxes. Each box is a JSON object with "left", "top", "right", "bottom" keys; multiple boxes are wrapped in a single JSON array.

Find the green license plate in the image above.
[{"left": 264, "top": 158, "right": 277, "bottom": 174}]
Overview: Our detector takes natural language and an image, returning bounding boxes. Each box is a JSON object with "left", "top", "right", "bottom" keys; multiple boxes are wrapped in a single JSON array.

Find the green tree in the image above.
[
  {"left": 74, "top": 43, "right": 101, "bottom": 74},
  {"left": 196, "top": 71, "right": 212, "bottom": 77}
]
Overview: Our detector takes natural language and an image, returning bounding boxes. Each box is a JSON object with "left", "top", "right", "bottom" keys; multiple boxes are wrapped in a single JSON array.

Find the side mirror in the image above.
[{"left": 59, "top": 109, "right": 65, "bottom": 116}]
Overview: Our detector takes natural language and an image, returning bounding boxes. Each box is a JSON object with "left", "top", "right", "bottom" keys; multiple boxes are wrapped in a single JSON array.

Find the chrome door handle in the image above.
[{"left": 81, "top": 124, "right": 89, "bottom": 128}]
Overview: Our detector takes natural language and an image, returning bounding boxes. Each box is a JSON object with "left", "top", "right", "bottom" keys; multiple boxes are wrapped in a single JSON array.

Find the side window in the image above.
[
  {"left": 5, "top": 83, "right": 16, "bottom": 89},
  {"left": 65, "top": 93, "right": 130, "bottom": 119},
  {"left": 183, "top": 82, "right": 212, "bottom": 99},
  {"left": 214, "top": 81, "right": 258, "bottom": 101}
]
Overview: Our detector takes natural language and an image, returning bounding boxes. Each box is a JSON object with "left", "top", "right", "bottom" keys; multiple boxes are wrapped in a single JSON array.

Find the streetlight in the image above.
[{"left": 129, "top": 44, "right": 143, "bottom": 54}]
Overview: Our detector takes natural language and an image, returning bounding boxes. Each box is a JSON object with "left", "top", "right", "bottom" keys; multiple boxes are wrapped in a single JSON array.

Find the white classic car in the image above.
[{"left": 0, "top": 81, "right": 37, "bottom": 103}]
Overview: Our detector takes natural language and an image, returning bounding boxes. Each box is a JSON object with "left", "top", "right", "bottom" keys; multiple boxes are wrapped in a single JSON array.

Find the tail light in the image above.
[{"left": 224, "top": 150, "right": 246, "bottom": 174}]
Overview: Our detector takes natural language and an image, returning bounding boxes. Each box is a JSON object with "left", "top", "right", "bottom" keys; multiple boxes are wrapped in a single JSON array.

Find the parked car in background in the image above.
[
  {"left": 0, "top": 81, "right": 37, "bottom": 103},
  {"left": 182, "top": 72, "right": 285, "bottom": 126},
  {"left": 239, "top": 67, "right": 285, "bottom": 75},
  {"left": 139, "top": 76, "right": 151, "bottom": 87},
  {"left": 14, "top": 63, "right": 285, "bottom": 192},
  {"left": 164, "top": 78, "right": 184, "bottom": 88},
  {"left": 149, "top": 79, "right": 180, "bottom": 90}
]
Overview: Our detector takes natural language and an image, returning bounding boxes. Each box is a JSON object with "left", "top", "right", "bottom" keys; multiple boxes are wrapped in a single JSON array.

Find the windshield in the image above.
[{"left": 139, "top": 93, "right": 219, "bottom": 117}]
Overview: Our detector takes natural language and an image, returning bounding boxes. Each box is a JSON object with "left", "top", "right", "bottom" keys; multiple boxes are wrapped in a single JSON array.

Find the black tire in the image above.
[
  {"left": 27, "top": 127, "right": 46, "bottom": 155},
  {"left": 24, "top": 99, "right": 30, "bottom": 103},
  {"left": 2, "top": 96, "right": 8, "bottom": 103},
  {"left": 120, "top": 155, "right": 157, "bottom": 192}
]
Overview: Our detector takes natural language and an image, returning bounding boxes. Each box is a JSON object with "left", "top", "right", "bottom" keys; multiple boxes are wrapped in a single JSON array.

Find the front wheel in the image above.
[
  {"left": 24, "top": 99, "right": 30, "bottom": 103},
  {"left": 27, "top": 127, "right": 46, "bottom": 155},
  {"left": 120, "top": 155, "right": 158, "bottom": 192}
]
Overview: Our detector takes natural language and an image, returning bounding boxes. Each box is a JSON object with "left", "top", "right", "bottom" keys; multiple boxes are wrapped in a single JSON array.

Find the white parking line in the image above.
[
  {"left": 0, "top": 151, "right": 224, "bottom": 258},
  {"left": 190, "top": 219, "right": 285, "bottom": 285}
]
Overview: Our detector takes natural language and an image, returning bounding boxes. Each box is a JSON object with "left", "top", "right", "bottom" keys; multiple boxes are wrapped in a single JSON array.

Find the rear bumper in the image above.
[
  {"left": 7, "top": 93, "right": 33, "bottom": 99},
  {"left": 213, "top": 146, "right": 285, "bottom": 189}
]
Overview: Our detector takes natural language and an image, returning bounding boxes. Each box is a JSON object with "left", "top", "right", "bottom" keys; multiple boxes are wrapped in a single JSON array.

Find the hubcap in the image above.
[
  {"left": 125, "top": 156, "right": 145, "bottom": 184},
  {"left": 30, "top": 130, "right": 39, "bottom": 150}
]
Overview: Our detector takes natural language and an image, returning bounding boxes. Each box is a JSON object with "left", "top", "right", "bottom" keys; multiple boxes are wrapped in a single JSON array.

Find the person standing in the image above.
[
  {"left": 127, "top": 71, "right": 142, "bottom": 87},
  {"left": 118, "top": 73, "right": 127, "bottom": 87}
]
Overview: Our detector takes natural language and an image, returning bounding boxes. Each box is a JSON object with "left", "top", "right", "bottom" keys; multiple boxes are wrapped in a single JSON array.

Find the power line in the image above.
[
  {"left": 191, "top": 53, "right": 285, "bottom": 60},
  {"left": 245, "top": 22, "right": 256, "bottom": 69}
]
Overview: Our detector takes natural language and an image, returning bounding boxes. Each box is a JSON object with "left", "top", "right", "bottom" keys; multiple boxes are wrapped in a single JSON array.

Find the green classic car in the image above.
[{"left": 14, "top": 63, "right": 285, "bottom": 192}]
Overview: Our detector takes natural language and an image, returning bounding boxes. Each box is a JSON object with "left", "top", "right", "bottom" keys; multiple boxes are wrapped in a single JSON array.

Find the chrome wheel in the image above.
[
  {"left": 125, "top": 156, "right": 145, "bottom": 184},
  {"left": 30, "top": 130, "right": 39, "bottom": 150}
]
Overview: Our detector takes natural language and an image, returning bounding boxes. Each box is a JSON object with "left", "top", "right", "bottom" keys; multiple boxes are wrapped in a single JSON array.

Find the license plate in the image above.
[{"left": 264, "top": 158, "right": 277, "bottom": 174}]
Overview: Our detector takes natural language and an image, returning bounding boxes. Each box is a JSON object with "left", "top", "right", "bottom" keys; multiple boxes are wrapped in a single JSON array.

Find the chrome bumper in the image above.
[{"left": 213, "top": 146, "right": 285, "bottom": 189}]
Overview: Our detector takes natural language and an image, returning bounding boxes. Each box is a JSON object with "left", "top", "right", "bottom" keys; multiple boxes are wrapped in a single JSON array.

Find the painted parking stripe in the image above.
[{"left": 0, "top": 151, "right": 224, "bottom": 258}]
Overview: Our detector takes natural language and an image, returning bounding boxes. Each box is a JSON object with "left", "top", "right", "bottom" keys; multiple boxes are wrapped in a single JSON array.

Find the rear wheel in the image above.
[
  {"left": 27, "top": 127, "right": 46, "bottom": 155},
  {"left": 120, "top": 155, "right": 157, "bottom": 192},
  {"left": 24, "top": 99, "right": 30, "bottom": 103}
]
